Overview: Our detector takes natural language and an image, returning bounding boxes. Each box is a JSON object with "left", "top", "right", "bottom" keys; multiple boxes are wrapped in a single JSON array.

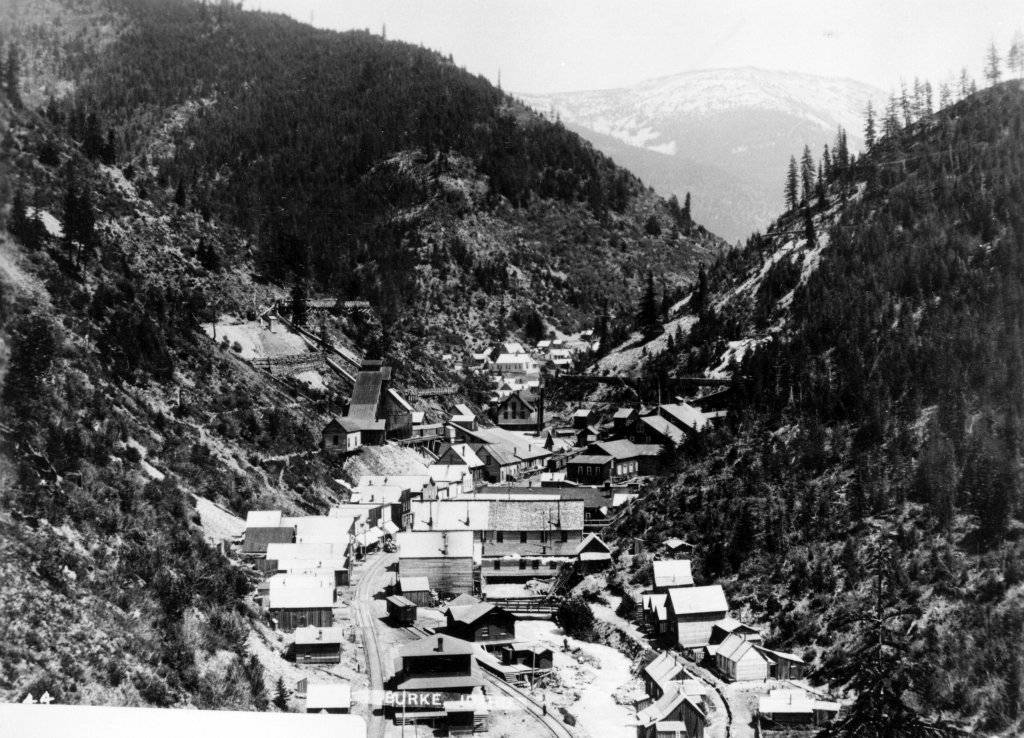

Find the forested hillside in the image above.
[
  {"left": 1, "top": 0, "right": 720, "bottom": 369},
  {"left": 612, "top": 81, "right": 1024, "bottom": 735}
]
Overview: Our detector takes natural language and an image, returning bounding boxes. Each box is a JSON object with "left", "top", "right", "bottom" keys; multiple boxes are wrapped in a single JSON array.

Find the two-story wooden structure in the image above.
[
  {"left": 666, "top": 585, "right": 729, "bottom": 651},
  {"left": 392, "top": 635, "right": 484, "bottom": 717},
  {"left": 346, "top": 361, "right": 413, "bottom": 442},
  {"left": 397, "top": 530, "right": 475, "bottom": 597},
  {"left": 493, "top": 390, "right": 540, "bottom": 430}
]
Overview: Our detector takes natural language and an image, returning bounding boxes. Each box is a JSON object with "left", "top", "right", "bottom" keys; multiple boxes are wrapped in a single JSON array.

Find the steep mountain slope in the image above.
[
  {"left": 608, "top": 81, "right": 1024, "bottom": 735},
  {"left": 0, "top": 0, "right": 721, "bottom": 374},
  {"left": 0, "top": 0, "right": 724, "bottom": 708},
  {"left": 520, "top": 68, "right": 884, "bottom": 241}
]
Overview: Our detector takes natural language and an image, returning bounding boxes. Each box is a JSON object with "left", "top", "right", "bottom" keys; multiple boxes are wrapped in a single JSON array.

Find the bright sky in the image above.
[{"left": 246, "top": 1, "right": 1023, "bottom": 94}]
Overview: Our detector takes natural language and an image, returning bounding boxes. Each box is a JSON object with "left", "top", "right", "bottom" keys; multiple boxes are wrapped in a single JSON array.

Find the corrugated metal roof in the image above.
[
  {"left": 395, "top": 675, "right": 483, "bottom": 690},
  {"left": 348, "top": 370, "right": 384, "bottom": 420},
  {"left": 267, "top": 586, "right": 335, "bottom": 610}
]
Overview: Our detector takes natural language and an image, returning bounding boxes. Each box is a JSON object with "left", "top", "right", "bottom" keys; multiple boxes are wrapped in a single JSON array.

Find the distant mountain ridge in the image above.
[{"left": 519, "top": 67, "right": 885, "bottom": 241}]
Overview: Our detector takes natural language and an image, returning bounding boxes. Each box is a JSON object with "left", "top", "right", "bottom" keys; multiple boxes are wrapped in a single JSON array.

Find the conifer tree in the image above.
[
  {"left": 272, "top": 677, "right": 289, "bottom": 711},
  {"left": 637, "top": 271, "right": 659, "bottom": 336},
  {"left": 863, "top": 101, "right": 876, "bottom": 150},
  {"left": 785, "top": 156, "right": 799, "bottom": 210},
  {"left": 683, "top": 191, "right": 691, "bottom": 224},
  {"left": 1010, "top": 31, "right": 1024, "bottom": 78},
  {"left": 800, "top": 145, "right": 815, "bottom": 203},
  {"left": 985, "top": 43, "right": 1002, "bottom": 86},
  {"left": 959, "top": 67, "right": 972, "bottom": 98},
  {"left": 939, "top": 82, "right": 952, "bottom": 109}
]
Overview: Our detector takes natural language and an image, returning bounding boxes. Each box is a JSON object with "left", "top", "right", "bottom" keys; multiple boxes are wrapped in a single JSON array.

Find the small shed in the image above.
[
  {"left": 321, "top": 417, "right": 362, "bottom": 455},
  {"left": 654, "top": 721, "right": 688, "bottom": 738},
  {"left": 386, "top": 595, "right": 417, "bottom": 626},
  {"left": 399, "top": 576, "right": 433, "bottom": 606},
  {"left": 757, "top": 647, "right": 806, "bottom": 679},
  {"left": 499, "top": 642, "right": 553, "bottom": 672},
  {"left": 304, "top": 682, "right": 351, "bottom": 714},
  {"left": 293, "top": 626, "right": 345, "bottom": 665}
]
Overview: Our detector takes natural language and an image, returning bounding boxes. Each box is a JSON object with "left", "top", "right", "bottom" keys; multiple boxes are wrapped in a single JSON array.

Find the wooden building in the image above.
[
  {"left": 498, "top": 643, "right": 553, "bottom": 672},
  {"left": 386, "top": 595, "right": 418, "bottom": 625},
  {"left": 398, "top": 576, "right": 434, "bottom": 607},
  {"left": 435, "top": 443, "right": 487, "bottom": 487},
  {"left": 304, "top": 682, "right": 351, "bottom": 714},
  {"left": 714, "top": 633, "right": 773, "bottom": 681},
  {"left": 242, "top": 510, "right": 294, "bottom": 554},
  {"left": 293, "top": 626, "right": 345, "bottom": 665},
  {"left": 576, "top": 533, "right": 612, "bottom": 572},
  {"left": 444, "top": 601, "right": 517, "bottom": 648},
  {"left": 397, "top": 531, "right": 475, "bottom": 597},
  {"left": 652, "top": 560, "right": 694, "bottom": 591},
  {"left": 757, "top": 689, "right": 840, "bottom": 731},
  {"left": 666, "top": 585, "right": 729, "bottom": 650},
  {"left": 346, "top": 362, "right": 413, "bottom": 442},
  {"left": 392, "top": 635, "right": 483, "bottom": 713},
  {"left": 757, "top": 647, "right": 806, "bottom": 679},
  {"left": 320, "top": 417, "right": 362, "bottom": 454},
  {"left": 635, "top": 685, "right": 707, "bottom": 738},
  {"left": 566, "top": 454, "right": 614, "bottom": 484},
  {"left": 642, "top": 593, "right": 671, "bottom": 639},
  {"left": 640, "top": 652, "right": 687, "bottom": 701},
  {"left": 266, "top": 582, "right": 336, "bottom": 632},
  {"left": 493, "top": 390, "right": 540, "bottom": 430}
]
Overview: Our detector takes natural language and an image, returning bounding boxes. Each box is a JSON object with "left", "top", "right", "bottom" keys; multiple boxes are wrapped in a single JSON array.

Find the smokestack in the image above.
[{"left": 436, "top": 636, "right": 444, "bottom": 652}]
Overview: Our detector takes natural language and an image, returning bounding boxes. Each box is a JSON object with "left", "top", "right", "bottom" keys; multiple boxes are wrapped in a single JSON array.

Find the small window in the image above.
[
  {"left": 331, "top": 435, "right": 339, "bottom": 446},
  {"left": 520, "top": 531, "right": 528, "bottom": 543},
  {"left": 560, "top": 531, "right": 568, "bottom": 543},
  {"left": 519, "top": 560, "right": 526, "bottom": 570},
  {"left": 497, "top": 531, "right": 504, "bottom": 543},
  {"left": 532, "top": 559, "right": 540, "bottom": 569},
  {"left": 548, "top": 561, "right": 557, "bottom": 569},
  {"left": 495, "top": 560, "right": 501, "bottom": 570}
]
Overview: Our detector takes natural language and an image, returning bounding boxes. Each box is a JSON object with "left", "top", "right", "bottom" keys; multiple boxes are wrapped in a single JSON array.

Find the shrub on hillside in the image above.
[{"left": 556, "top": 596, "right": 595, "bottom": 640}]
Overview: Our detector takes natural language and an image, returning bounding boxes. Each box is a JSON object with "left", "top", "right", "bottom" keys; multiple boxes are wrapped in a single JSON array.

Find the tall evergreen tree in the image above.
[
  {"left": 1010, "top": 31, "right": 1024, "bottom": 78},
  {"left": 785, "top": 156, "right": 799, "bottom": 210},
  {"left": 800, "top": 145, "right": 815, "bottom": 203},
  {"left": 683, "top": 191, "right": 691, "bottom": 224},
  {"left": 985, "top": 43, "right": 1002, "bottom": 86},
  {"left": 820, "top": 545, "right": 951, "bottom": 737},
  {"left": 864, "top": 100, "right": 876, "bottom": 150},
  {"left": 637, "top": 271, "right": 659, "bottom": 336}
]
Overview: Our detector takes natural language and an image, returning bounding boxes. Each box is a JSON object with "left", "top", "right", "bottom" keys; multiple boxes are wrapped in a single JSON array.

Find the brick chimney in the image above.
[{"left": 436, "top": 636, "right": 444, "bottom": 652}]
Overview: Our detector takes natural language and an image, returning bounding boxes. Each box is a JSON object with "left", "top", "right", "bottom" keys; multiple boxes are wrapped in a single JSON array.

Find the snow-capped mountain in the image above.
[{"left": 519, "top": 67, "right": 884, "bottom": 242}]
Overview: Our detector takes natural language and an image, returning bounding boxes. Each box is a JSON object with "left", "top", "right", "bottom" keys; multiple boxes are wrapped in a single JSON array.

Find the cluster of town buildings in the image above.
[{"left": 635, "top": 555, "right": 840, "bottom": 735}]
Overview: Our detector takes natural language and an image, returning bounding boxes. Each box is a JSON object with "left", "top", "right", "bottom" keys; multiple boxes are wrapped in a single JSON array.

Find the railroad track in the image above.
[
  {"left": 400, "top": 625, "right": 574, "bottom": 738},
  {"left": 353, "top": 553, "right": 397, "bottom": 738}
]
